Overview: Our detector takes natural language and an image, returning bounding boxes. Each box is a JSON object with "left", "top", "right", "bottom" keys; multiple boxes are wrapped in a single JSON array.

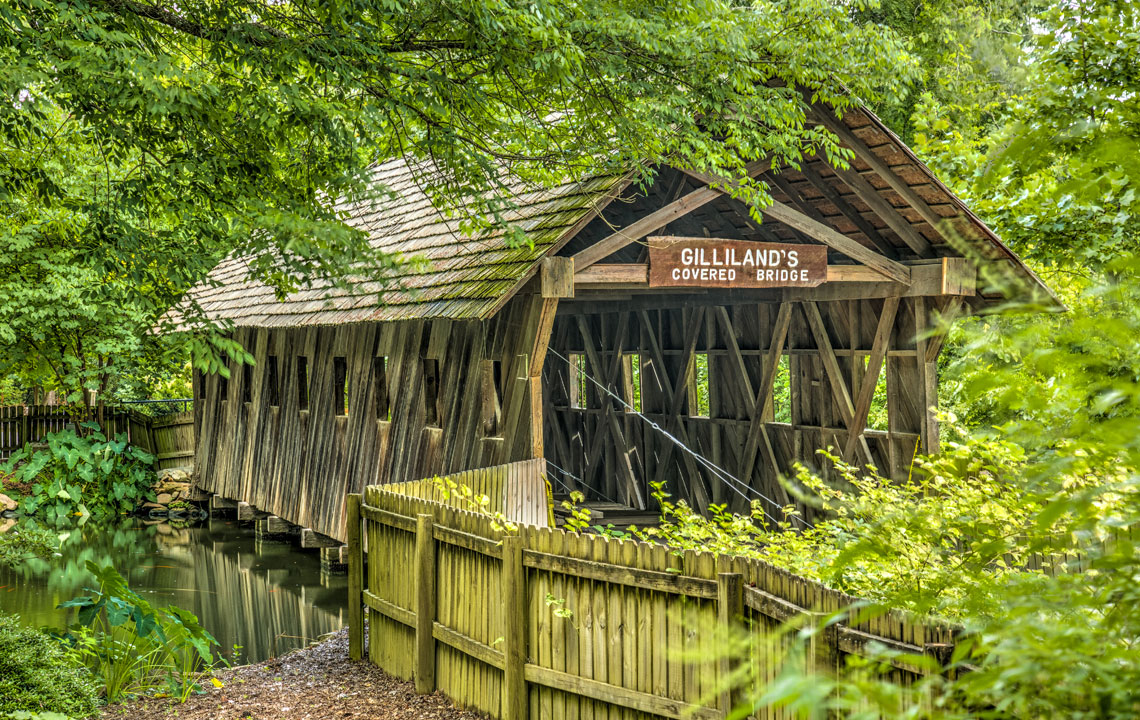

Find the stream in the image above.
[{"left": 0, "top": 517, "right": 346, "bottom": 664}]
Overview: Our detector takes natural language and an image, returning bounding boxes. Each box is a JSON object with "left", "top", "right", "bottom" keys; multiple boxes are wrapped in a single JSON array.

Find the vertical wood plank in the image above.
[
  {"left": 347, "top": 493, "right": 364, "bottom": 661},
  {"left": 503, "top": 534, "right": 528, "bottom": 720},
  {"left": 415, "top": 513, "right": 437, "bottom": 693}
]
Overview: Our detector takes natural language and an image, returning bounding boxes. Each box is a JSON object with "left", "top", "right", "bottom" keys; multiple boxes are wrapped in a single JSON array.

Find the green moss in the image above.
[{"left": 0, "top": 614, "right": 99, "bottom": 718}]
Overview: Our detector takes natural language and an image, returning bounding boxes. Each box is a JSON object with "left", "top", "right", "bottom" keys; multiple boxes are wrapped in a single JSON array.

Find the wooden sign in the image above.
[{"left": 648, "top": 237, "right": 827, "bottom": 288}]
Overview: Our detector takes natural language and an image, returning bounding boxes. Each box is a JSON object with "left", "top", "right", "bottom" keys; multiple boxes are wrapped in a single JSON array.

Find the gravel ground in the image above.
[{"left": 101, "top": 629, "right": 484, "bottom": 720}]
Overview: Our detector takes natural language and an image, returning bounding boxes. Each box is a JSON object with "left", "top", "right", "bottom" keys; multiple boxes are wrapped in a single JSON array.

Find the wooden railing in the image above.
[
  {"left": 383, "top": 458, "right": 554, "bottom": 528},
  {"left": 346, "top": 467, "right": 959, "bottom": 720},
  {"left": 0, "top": 404, "right": 194, "bottom": 470}
]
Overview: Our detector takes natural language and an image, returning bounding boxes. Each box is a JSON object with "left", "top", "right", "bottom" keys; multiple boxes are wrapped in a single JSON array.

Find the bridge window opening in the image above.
[
  {"left": 568, "top": 353, "right": 588, "bottom": 409},
  {"left": 482, "top": 359, "right": 503, "bottom": 436},
  {"left": 241, "top": 363, "right": 252, "bottom": 404},
  {"left": 423, "top": 358, "right": 441, "bottom": 427},
  {"left": 622, "top": 353, "right": 642, "bottom": 413},
  {"left": 373, "top": 356, "right": 391, "bottom": 421},
  {"left": 773, "top": 355, "right": 791, "bottom": 423},
  {"left": 334, "top": 356, "right": 348, "bottom": 416},
  {"left": 218, "top": 372, "right": 229, "bottom": 402},
  {"left": 865, "top": 355, "right": 889, "bottom": 431},
  {"left": 689, "top": 353, "right": 710, "bottom": 417},
  {"left": 297, "top": 356, "right": 309, "bottom": 411},
  {"left": 266, "top": 355, "right": 280, "bottom": 407}
]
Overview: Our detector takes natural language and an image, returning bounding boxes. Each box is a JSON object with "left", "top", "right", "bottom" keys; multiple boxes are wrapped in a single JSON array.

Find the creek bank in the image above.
[
  {"left": 140, "top": 467, "right": 209, "bottom": 521},
  {"left": 102, "top": 628, "right": 482, "bottom": 720}
]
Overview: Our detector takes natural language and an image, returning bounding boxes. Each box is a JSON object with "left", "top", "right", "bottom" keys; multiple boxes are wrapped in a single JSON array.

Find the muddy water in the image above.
[{"left": 0, "top": 517, "right": 346, "bottom": 664}]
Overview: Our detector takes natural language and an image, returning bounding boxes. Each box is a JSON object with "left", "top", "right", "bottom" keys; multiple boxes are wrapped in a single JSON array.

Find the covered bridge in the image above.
[{"left": 184, "top": 101, "right": 1054, "bottom": 543}]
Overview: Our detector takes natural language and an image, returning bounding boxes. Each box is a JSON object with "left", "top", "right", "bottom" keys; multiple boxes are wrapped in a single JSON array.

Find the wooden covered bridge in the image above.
[{"left": 183, "top": 101, "right": 1053, "bottom": 543}]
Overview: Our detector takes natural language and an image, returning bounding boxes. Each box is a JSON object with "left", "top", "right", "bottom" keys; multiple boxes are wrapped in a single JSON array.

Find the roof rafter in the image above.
[
  {"left": 797, "top": 163, "right": 898, "bottom": 258},
  {"left": 765, "top": 171, "right": 900, "bottom": 260},
  {"left": 812, "top": 107, "right": 946, "bottom": 251}
]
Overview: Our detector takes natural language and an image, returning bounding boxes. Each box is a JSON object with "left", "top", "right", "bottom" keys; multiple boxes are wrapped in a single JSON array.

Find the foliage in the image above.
[
  {"left": 57, "top": 561, "right": 219, "bottom": 703},
  {"left": 908, "top": 1, "right": 1140, "bottom": 275},
  {"left": 862, "top": 0, "right": 1046, "bottom": 144},
  {"left": 0, "top": 613, "right": 99, "bottom": 719},
  {"left": 2, "top": 426, "right": 154, "bottom": 522},
  {"left": 0, "top": 0, "right": 917, "bottom": 401},
  {"left": 680, "top": 265, "right": 1140, "bottom": 717},
  {"left": 430, "top": 477, "right": 518, "bottom": 534},
  {"left": 629, "top": 430, "right": 1045, "bottom": 619},
  {"left": 0, "top": 524, "right": 57, "bottom": 568}
]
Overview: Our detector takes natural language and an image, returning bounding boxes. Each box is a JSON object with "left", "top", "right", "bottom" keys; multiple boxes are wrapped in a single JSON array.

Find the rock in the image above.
[
  {"left": 156, "top": 493, "right": 173, "bottom": 505},
  {"left": 0, "top": 518, "right": 15, "bottom": 534},
  {"left": 142, "top": 501, "right": 165, "bottom": 510},
  {"left": 0, "top": 493, "right": 16, "bottom": 512}
]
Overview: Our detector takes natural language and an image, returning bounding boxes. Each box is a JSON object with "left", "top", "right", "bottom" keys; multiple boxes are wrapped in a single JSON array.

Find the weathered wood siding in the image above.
[
  {"left": 545, "top": 296, "right": 952, "bottom": 519},
  {"left": 194, "top": 292, "right": 553, "bottom": 543},
  {"left": 385, "top": 458, "right": 554, "bottom": 528}
]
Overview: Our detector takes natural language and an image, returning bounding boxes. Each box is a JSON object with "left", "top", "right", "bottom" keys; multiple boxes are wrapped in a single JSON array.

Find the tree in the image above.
[
  {"left": 910, "top": 0, "right": 1140, "bottom": 273},
  {"left": 0, "top": 0, "right": 915, "bottom": 404}
]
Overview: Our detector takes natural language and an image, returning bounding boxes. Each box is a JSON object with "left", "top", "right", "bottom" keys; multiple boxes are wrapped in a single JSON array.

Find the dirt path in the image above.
[{"left": 101, "top": 629, "right": 482, "bottom": 720}]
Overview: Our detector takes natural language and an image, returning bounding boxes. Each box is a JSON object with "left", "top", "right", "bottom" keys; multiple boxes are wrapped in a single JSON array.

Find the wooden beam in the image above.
[
  {"left": 739, "top": 303, "right": 794, "bottom": 491},
  {"left": 576, "top": 263, "right": 648, "bottom": 288},
  {"left": 798, "top": 163, "right": 899, "bottom": 258},
  {"left": 573, "top": 260, "right": 973, "bottom": 298},
  {"left": 767, "top": 172, "right": 900, "bottom": 260},
  {"left": 843, "top": 297, "right": 899, "bottom": 462},
  {"left": 573, "top": 161, "right": 771, "bottom": 270},
  {"left": 540, "top": 256, "right": 575, "bottom": 298},
  {"left": 802, "top": 302, "right": 856, "bottom": 428},
  {"left": 812, "top": 107, "right": 953, "bottom": 243},
  {"left": 758, "top": 200, "right": 911, "bottom": 283},
  {"left": 923, "top": 296, "right": 965, "bottom": 364},
  {"left": 529, "top": 297, "right": 560, "bottom": 378},
  {"left": 648, "top": 307, "right": 712, "bottom": 511},
  {"left": 828, "top": 162, "right": 935, "bottom": 258}
]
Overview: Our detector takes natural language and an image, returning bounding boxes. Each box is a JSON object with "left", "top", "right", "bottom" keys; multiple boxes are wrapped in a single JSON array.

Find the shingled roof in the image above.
[
  {"left": 183, "top": 158, "right": 622, "bottom": 327},
  {"left": 181, "top": 104, "right": 1054, "bottom": 329}
]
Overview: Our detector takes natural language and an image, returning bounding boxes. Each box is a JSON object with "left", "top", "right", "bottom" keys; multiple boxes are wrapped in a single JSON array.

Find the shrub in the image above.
[
  {"left": 0, "top": 524, "right": 58, "bottom": 568},
  {"left": 2, "top": 425, "right": 155, "bottom": 521},
  {"left": 0, "top": 613, "right": 99, "bottom": 718},
  {"left": 59, "top": 561, "right": 220, "bottom": 703}
]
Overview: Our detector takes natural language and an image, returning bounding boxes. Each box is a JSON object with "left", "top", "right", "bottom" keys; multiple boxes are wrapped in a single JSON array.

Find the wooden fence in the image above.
[
  {"left": 0, "top": 405, "right": 194, "bottom": 470},
  {"left": 346, "top": 466, "right": 958, "bottom": 720},
  {"left": 383, "top": 458, "right": 554, "bottom": 528}
]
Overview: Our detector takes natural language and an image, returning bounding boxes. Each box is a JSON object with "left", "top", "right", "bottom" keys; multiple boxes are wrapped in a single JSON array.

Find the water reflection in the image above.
[{"left": 0, "top": 518, "right": 345, "bottom": 664}]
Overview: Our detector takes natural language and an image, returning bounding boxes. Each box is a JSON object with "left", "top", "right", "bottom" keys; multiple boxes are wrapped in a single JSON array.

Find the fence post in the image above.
[
  {"left": 347, "top": 493, "right": 364, "bottom": 662},
  {"left": 805, "top": 610, "right": 838, "bottom": 673},
  {"left": 414, "top": 513, "right": 436, "bottom": 694},
  {"left": 502, "top": 534, "right": 527, "bottom": 720},
  {"left": 717, "top": 572, "right": 744, "bottom": 716}
]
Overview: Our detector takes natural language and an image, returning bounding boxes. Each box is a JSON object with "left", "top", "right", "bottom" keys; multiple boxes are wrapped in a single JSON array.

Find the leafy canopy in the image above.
[{"left": 0, "top": 0, "right": 915, "bottom": 401}]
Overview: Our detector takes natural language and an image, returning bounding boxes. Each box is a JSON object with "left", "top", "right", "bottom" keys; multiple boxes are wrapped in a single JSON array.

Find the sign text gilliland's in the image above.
[{"left": 647, "top": 237, "right": 827, "bottom": 289}]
